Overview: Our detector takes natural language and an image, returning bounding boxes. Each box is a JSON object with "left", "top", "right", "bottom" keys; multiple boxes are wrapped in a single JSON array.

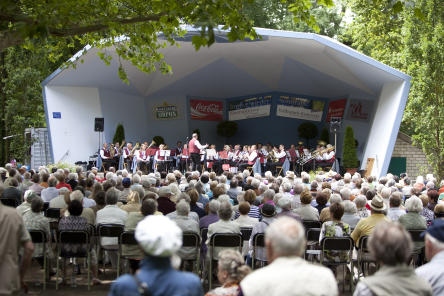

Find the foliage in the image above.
[
  {"left": 46, "top": 162, "right": 77, "bottom": 172},
  {"left": 402, "top": 0, "right": 444, "bottom": 180},
  {"left": 297, "top": 122, "right": 318, "bottom": 147},
  {"left": 320, "top": 127, "right": 330, "bottom": 145},
  {"left": 216, "top": 121, "right": 238, "bottom": 142},
  {"left": 112, "top": 123, "right": 125, "bottom": 144},
  {"left": 342, "top": 126, "right": 358, "bottom": 168},
  {"left": 152, "top": 136, "right": 165, "bottom": 146}
]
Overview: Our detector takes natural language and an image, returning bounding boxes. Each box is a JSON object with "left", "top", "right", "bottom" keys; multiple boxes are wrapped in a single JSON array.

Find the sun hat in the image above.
[
  {"left": 369, "top": 194, "right": 387, "bottom": 211},
  {"left": 261, "top": 203, "right": 276, "bottom": 217}
]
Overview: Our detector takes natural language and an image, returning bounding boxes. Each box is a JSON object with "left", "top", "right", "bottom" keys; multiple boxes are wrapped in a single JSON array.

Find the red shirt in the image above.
[{"left": 56, "top": 182, "right": 72, "bottom": 191}]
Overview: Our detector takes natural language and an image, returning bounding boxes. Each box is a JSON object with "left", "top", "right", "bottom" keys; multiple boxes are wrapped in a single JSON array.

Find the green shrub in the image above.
[{"left": 342, "top": 126, "right": 358, "bottom": 168}]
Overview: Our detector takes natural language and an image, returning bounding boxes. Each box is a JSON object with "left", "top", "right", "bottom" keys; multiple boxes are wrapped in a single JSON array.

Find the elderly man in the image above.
[
  {"left": 41, "top": 177, "right": 59, "bottom": 202},
  {"left": 16, "top": 190, "right": 37, "bottom": 217},
  {"left": 157, "top": 186, "right": 176, "bottom": 215},
  {"left": 96, "top": 189, "right": 128, "bottom": 268},
  {"left": 28, "top": 173, "right": 44, "bottom": 196},
  {"left": 277, "top": 197, "right": 301, "bottom": 221},
  {"left": 109, "top": 215, "right": 203, "bottom": 296},
  {"left": 199, "top": 199, "right": 220, "bottom": 229},
  {"left": 416, "top": 219, "right": 444, "bottom": 295},
  {"left": 240, "top": 216, "right": 338, "bottom": 295},
  {"left": 387, "top": 192, "right": 406, "bottom": 221},
  {"left": 351, "top": 194, "right": 390, "bottom": 247},
  {"left": 353, "top": 222, "right": 432, "bottom": 296},
  {"left": 49, "top": 187, "right": 69, "bottom": 209}
]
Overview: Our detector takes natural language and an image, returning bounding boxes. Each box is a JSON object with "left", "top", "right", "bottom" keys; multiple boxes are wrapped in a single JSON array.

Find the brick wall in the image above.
[{"left": 391, "top": 132, "right": 432, "bottom": 179}]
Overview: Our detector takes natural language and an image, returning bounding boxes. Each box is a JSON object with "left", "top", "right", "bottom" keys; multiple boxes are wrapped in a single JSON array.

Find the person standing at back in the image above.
[{"left": 188, "top": 133, "right": 208, "bottom": 172}]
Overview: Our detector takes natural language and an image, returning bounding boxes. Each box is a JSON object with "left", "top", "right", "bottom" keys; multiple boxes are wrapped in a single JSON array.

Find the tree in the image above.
[
  {"left": 342, "top": 126, "right": 358, "bottom": 168},
  {"left": 217, "top": 121, "right": 238, "bottom": 143},
  {"left": 297, "top": 122, "right": 318, "bottom": 147},
  {"left": 402, "top": 0, "right": 444, "bottom": 180},
  {"left": 112, "top": 123, "right": 125, "bottom": 144}
]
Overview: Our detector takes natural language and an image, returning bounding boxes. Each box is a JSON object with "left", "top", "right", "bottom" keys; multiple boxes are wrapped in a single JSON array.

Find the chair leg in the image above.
[
  {"left": 209, "top": 259, "right": 213, "bottom": 290},
  {"left": 43, "top": 253, "right": 46, "bottom": 290},
  {"left": 56, "top": 253, "right": 59, "bottom": 290},
  {"left": 117, "top": 252, "right": 120, "bottom": 278},
  {"left": 88, "top": 253, "right": 91, "bottom": 291}
]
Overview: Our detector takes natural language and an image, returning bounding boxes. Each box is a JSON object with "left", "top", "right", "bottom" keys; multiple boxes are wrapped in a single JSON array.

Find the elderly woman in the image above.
[
  {"left": 120, "top": 191, "right": 141, "bottom": 213},
  {"left": 419, "top": 194, "right": 435, "bottom": 226},
  {"left": 293, "top": 190, "right": 319, "bottom": 221},
  {"left": 188, "top": 189, "right": 206, "bottom": 218},
  {"left": 427, "top": 190, "right": 439, "bottom": 211},
  {"left": 315, "top": 192, "right": 329, "bottom": 214},
  {"left": 319, "top": 202, "right": 351, "bottom": 262},
  {"left": 399, "top": 196, "right": 427, "bottom": 230},
  {"left": 342, "top": 200, "right": 361, "bottom": 229},
  {"left": 354, "top": 195, "right": 370, "bottom": 218},
  {"left": 205, "top": 250, "right": 251, "bottom": 296},
  {"left": 353, "top": 222, "right": 432, "bottom": 295},
  {"left": 320, "top": 193, "right": 343, "bottom": 223}
]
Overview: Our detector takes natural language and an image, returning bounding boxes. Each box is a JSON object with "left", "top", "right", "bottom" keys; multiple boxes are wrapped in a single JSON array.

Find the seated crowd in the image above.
[{"left": 1, "top": 163, "right": 444, "bottom": 296}]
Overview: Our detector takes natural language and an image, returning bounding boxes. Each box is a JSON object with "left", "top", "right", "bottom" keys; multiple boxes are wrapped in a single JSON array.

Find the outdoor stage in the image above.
[{"left": 42, "top": 27, "right": 411, "bottom": 177}]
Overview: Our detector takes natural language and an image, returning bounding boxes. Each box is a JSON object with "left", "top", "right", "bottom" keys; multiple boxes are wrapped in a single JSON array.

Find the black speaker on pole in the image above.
[
  {"left": 329, "top": 117, "right": 342, "bottom": 133},
  {"left": 94, "top": 118, "right": 104, "bottom": 132}
]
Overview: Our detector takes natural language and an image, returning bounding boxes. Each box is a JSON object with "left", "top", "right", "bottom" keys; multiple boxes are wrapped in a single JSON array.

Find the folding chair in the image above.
[
  {"left": 0, "top": 198, "right": 19, "bottom": 208},
  {"left": 302, "top": 220, "right": 322, "bottom": 233},
  {"left": 251, "top": 233, "right": 266, "bottom": 270},
  {"left": 356, "top": 235, "right": 376, "bottom": 278},
  {"left": 56, "top": 230, "right": 91, "bottom": 290},
  {"left": 305, "top": 228, "right": 321, "bottom": 261},
  {"left": 45, "top": 208, "right": 61, "bottom": 219},
  {"left": 208, "top": 233, "right": 242, "bottom": 290},
  {"left": 320, "top": 237, "right": 354, "bottom": 292},
  {"left": 29, "top": 230, "right": 48, "bottom": 290},
  {"left": 97, "top": 224, "right": 124, "bottom": 277},
  {"left": 408, "top": 229, "right": 425, "bottom": 267},
  {"left": 43, "top": 202, "right": 50, "bottom": 212},
  {"left": 181, "top": 232, "right": 201, "bottom": 274},
  {"left": 119, "top": 231, "right": 141, "bottom": 273},
  {"left": 240, "top": 227, "right": 253, "bottom": 241}
]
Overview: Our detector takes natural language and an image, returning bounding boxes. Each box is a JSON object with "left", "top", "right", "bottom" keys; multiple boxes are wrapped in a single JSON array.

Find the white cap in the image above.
[{"left": 135, "top": 215, "right": 182, "bottom": 257}]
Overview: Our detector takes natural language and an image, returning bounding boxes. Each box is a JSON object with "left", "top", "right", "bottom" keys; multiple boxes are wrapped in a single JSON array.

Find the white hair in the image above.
[
  {"left": 70, "top": 190, "right": 84, "bottom": 202},
  {"left": 330, "top": 193, "right": 342, "bottom": 204},
  {"left": 218, "top": 194, "right": 231, "bottom": 203},
  {"left": 405, "top": 196, "right": 423, "bottom": 213},
  {"left": 273, "top": 192, "right": 284, "bottom": 205},
  {"left": 133, "top": 174, "right": 141, "bottom": 184},
  {"left": 282, "top": 182, "right": 292, "bottom": 193},
  {"left": 236, "top": 192, "right": 245, "bottom": 203},
  {"left": 176, "top": 200, "right": 190, "bottom": 216},
  {"left": 380, "top": 187, "right": 391, "bottom": 199},
  {"left": 340, "top": 188, "right": 351, "bottom": 200},
  {"left": 354, "top": 195, "right": 367, "bottom": 208},
  {"left": 426, "top": 181, "right": 435, "bottom": 189},
  {"left": 208, "top": 199, "right": 221, "bottom": 213},
  {"left": 242, "top": 170, "right": 250, "bottom": 178},
  {"left": 266, "top": 217, "right": 306, "bottom": 257},
  {"left": 251, "top": 179, "right": 260, "bottom": 189},
  {"left": 265, "top": 171, "right": 273, "bottom": 179},
  {"left": 278, "top": 196, "right": 291, "bottom": 210},
  {"left": 344, "top": 173, "right": 351, "bottom": 181},
  {"left": 258, "top": 183, "right": 268, "bottom": 193},
  {"left": 343, "top": 200, "right": 357, "bottom": 214}
]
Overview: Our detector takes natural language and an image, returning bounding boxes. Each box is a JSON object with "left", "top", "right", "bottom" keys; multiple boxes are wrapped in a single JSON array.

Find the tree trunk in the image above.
[{"left": 0, "top": 51, "right": 7, "bottom": 165}]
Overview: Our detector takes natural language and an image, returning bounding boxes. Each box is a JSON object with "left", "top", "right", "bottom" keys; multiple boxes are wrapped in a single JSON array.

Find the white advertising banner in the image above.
[
  {"left": 228, "top": 95, "right": 271, "bottom": 121},
  {"left": 276, "top": 96, "right": 325, "bottom": 122}
]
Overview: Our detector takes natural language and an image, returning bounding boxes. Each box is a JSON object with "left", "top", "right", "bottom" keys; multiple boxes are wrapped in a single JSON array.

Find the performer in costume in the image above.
[
  {"left": 205, "top": 144, "right": 218, "bottom": 172},
  {"left": 122, "top": 142, "right": 133, "bottom": 169},
  {"left": 100, "top": 143, "right": 113, "bottom": 171},
  {"left": 179, "top": 143, "right": 189, "bottom": 173},
  {"left": 188, "top": 133, "right": 208, "bottom": 172},
  {"left": 154, "top": 144, "right": 168, "bottom": 172},
  {"left": 136, "top": 143, "right": 150, "bottom": 173},
  {"left": 238, "top": 145, "right": 258, "bottom": 172},
  {"left": 173, "top": 141, "right": 182, "bottom": 170}
]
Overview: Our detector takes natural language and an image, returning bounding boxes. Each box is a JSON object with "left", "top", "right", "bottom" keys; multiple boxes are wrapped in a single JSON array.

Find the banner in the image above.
[
  {"left": 276, "top": 96, "right": 325, "bottom": 122},
  {"left": 228, "top": 95, "right": 271, "bottom": 121},
  {"left": 153, "top": 102, "right": 179, "bottom": 120},
  {"left": 190, "top": 99, "right": 223, "bottom": 121},
  {"left": 326, "top": 99, "right": 347, "bottom": 122},
  {"left": 346, "top": 99, "right": 373, "bottom": 121}
]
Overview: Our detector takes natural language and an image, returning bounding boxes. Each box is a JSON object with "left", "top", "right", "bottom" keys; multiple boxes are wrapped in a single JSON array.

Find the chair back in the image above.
[
  {"left": 59, "top": 230, "right": 90, "bottom": 244},
  {"left": 0, "top": 198, "right": 19, "bottom": 208},
  {"left": 200, "top": 227, "right": 208, "bottom": 245},
  {"left": 408, "top": 229, "right": 424, "bottom": 243},
  {"left": 97, "top": 224, "right": 124, "bottom": 240},
  {"left": 182, "top": 232, "right": 201, "bottom": 248},
  {"left": 120, "top": 231, "right": 138, "bottom": 245},
  {"left": 210, "top": 233, "right": 242, "bottom": 249},
  {"left": 45, "top": 208, "right": 61, "bottom": 219},
  {"left": 358, "top": 235, "right": 370, "bottom": 251},
  {"left": 253, "top": 233, "right": 265, "bottom": 248},
  {"left": 29, "top": 229, "right": 47, "bottom": 243},
  {"left": 306, "top": 228, "right": 321, "bottom": 242},
  {"left": 320, "top": 236, "right": 354, "bottom": 263},
  {"left": 241, "top": 227, "right": 253, "bottom": 241},
  {"left": 43, "top": 202, "right": 50, "bottom": 212},
  {"left": 303, "top": 220, "right": 322, "bottom": 231}
]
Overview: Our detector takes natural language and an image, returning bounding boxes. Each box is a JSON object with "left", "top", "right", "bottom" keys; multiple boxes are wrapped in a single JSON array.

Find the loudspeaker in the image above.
[
  {"left": 330, "top": 117, "right": 342, "bottom": 133},
  {"left": 94, "top": 117, "right": 104, "bottom": 132}
]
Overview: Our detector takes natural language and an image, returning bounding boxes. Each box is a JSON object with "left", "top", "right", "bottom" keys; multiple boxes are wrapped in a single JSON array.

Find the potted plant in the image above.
[
  {"left": 342, "top": 125, "right": 359, "bottom": 174},
  {"left": 217, "top": 121, "right": 238, "bottom": 144},
  {"left": 112, "top": 123, "right": 125, "bottom": 144},
  {"left": 297, "top": 122, "right": 318, "bottom": 147}
]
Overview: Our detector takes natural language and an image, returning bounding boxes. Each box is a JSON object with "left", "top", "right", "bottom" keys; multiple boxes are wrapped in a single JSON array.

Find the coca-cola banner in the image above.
[
  {"left": 228, "top": 95, "right": 272, "bottom": 121},
  {"left": 326, "top": 99, "right": 347, "bottom": 122},
  {"left": 345, "top": 99, "right": 374, "bottom": 121},
  {"left": 190, "top": 99, "right": 223, "bottom": 121}
]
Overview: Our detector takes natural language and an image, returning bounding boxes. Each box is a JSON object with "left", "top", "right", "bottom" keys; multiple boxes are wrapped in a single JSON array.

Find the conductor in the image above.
[{"left": 188, "top": 133, "right": 208, "bottom": 172}]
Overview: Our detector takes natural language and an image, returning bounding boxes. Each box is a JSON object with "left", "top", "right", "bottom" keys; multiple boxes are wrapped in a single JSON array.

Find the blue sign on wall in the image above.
[{"left": 53, "top": 112, "right": 61, "bottom": 119}]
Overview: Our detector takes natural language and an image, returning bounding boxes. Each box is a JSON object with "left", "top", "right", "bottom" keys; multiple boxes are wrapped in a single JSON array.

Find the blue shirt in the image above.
[{"left": 108, "top": 256, "right": 203, "bottom": 296}]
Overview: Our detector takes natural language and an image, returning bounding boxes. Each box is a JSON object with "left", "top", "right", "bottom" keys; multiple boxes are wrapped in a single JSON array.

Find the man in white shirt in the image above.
[
  {"left": 135, "top": 143, "right": 150, "bottom": 173},
  {"left": 41, "top": 177, "right": 59, "bottom": 202},
  {"left": 96, "top": 189, "right": 128, "bottom": 268}
]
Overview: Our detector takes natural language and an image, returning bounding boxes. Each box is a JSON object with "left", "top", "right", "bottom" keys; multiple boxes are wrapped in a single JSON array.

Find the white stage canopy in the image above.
[{"left": 42, "top": 27, "right": 411, "bottom": 177}]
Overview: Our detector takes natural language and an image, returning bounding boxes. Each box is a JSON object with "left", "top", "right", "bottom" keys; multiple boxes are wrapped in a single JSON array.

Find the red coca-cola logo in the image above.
[
  {"left": 194, "top": 103, "right": 221, "bottom": 113},
  {"left": 190, "top": 99, "right": 223, "bottom": 121}
]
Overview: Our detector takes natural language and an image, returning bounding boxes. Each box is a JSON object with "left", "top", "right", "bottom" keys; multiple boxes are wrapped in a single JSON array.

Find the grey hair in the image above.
[
  {"left": 68, "top": 173, "right": 78, "bottom": 181},
  {"left": 369, "top": 222, "right": 412, "bottom": 266},
  {"left": 381, "top": 187, "right": 391, "bottom": 199},
  {"left": 251, "top": 179, "right": 260, "bottom": 189},
  {"left": 218, "top": 201, "right": 233, "bottom": 221},
  {"left": 218, "top": 194, "right": 231, "bottom": 203},
  {"left": 278, "top": 196, "right": 292, "bottom": 210},
  {"left": 236, "top": 192, "right": 245, "bottom": 203},
  {"left": 263, "top": 189, "right": 275, "bottom": 201},
  {"left": 105, "top": 188, "right": 119, "bottom": 205},
  {"left": 273, "top": 192, "right": 284, "bottom": 205},
  {"left": 176, "top": 192, "right": 191, "bottom": 204},
  {"left": 132, "top": 187, "right": 145, "bottom": 202},
  {"left": 293, "top": 183, "right": 304, "bottom": 194},
  {"left": 354, "top": 195, "right": 367, "bottom": 208},
  {"left": 340, "top": 188, "right": 351, "bottom": 200},
  {"left": 405, "top": 196, "right": 423, "bottom": 213},
  {"left": 343, "top": 200, "right": 357, "bottom": 214},
  {"left": 266, "top": 217, "right": 306, "bottom": 257},
  {"left": 329, "top": 193, "right": 342, "bottom": 204},
  {"left": 217, "top": 249, "right": 251, "bottom": 282},
  {"left": 219, "top": 175, "right": 227, "bottom": 184},
  {"left": 258, "top": 183, "right": 268, "bottom": 193},
  {"left": 282, "top": 182, "right": 292, "bottom": 193},
  {"left": 132, "top": 174, "right": 141, "bottom": 184},
  {"left": 70, "top": 190, "right": 84, "bottom": 202},
  {"left": 208, "top": 199, "right": 221, "bottom": 214},
  {"left": 176, "top": 200, "right": 190, "bottom": 216}
]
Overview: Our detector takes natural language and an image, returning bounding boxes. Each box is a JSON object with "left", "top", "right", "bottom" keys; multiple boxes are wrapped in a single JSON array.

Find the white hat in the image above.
[{"left": 135, "top": 215, "right": 182, "bottom": 257}]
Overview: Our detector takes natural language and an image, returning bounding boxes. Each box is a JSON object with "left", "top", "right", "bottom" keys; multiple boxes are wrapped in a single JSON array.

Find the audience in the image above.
[
  {"left": 293, "top": 190, "right": 319, "bottom": 220},
  {"left": 387, "top": 192, "right": 406, "bottom": 221}
]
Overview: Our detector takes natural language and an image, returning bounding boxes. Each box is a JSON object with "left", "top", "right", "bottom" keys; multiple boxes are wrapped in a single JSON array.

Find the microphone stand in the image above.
[{"left": 184, "top": 136, "right": 189, "bottom": 173}]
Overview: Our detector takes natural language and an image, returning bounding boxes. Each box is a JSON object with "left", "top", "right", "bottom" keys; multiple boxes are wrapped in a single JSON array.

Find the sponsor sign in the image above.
[
  {"left": 326, "top": 99, "right": 347, "bottom": 122},
  {"left": 190, "top": 99, "right": 223, "bottom": 121},
  {"left": 346, "top": 99, "right": 373, "bottom": 121},
  {"left": 276, "top": 96, "right": 325, "bottom": 122},
  {"left": 153, "top": 102, "right": 178, "bottom": 120},
  {"left": 52, "top": 112, "right": 61, "bottom": 119},
  {"left": 228, "top": 95, "right": 272, "bottom": 121}
]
